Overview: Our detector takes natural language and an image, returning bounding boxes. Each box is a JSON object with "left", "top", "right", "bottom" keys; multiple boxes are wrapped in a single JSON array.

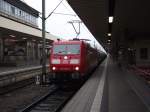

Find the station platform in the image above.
[
  {"left": 61, "top": 56, "right": 150, "bottom": 112},
  {"left": 0, "top": 61, "right": 41, "bottom": 73},
  {"left": 0, "top": 61, "right": 50, "bottom": 74}
]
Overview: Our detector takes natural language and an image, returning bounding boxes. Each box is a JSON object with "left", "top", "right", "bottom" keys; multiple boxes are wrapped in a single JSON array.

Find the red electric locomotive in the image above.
[{"left": 49, "top": 39, "right": 102, "bottom": 81}]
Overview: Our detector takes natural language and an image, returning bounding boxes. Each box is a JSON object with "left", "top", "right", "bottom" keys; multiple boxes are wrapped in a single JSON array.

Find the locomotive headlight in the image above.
[
  {"left": 51, "top": 59, "right": 60, "bottom": 64},
  {"left": 52, "top": 67, "right": 56, "bottom": 70},
  {"left": 70, "top": 59, "right": 80, "bottom": 64},
  {"left": 75, "top": 66, "right": 79, "bottom": 71},
  {"left": 64, "top": 56, "right": 68, "bottom": 60}
]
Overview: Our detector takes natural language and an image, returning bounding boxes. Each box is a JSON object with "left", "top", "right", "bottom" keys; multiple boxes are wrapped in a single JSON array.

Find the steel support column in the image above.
[{"left": 41, "top": 0, "right": 46, "bottom": 84}]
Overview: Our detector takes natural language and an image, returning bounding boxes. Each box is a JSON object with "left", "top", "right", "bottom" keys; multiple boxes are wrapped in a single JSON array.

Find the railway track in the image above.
[
  {"left": 0, "top": 66, "right": 50, "bottom": 95},
  {"left": 0, "top": 78, "right": 34, "bottom": 95},
  {"left": 19, "top": 83, "right": 82, "bottom": 112}
]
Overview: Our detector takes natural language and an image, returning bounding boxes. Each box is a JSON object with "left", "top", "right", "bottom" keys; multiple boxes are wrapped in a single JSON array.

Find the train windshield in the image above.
[{"left": 53, "top": 44, "right": 80, "bottom": 54}]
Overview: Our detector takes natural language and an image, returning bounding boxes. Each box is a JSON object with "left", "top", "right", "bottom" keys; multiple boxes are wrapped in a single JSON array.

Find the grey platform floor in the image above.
[
  {"left": 108, "top": 59, "right": 149, "bottom": 112},
  {"left": 61, "top": 56, "right": 149, "bottom": 112}
]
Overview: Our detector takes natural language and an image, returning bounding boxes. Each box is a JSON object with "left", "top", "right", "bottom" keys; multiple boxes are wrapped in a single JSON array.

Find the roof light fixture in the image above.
[
  {"left": 108, "top": 33, "right": 111, "bottom": 36},
  {"left": 22, "top": 37, "right": 27, "bottom": 40},
  {"left": 109, "top": 16, "right": 114, "bottom": 23},
  {"left": 9, "top": 35, "right": 15, "bottom": 37}
]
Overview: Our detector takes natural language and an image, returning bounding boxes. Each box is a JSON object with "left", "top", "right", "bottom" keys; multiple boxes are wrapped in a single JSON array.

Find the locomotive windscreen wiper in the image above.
[{"left": 58, "top": 50, "right": 67, "bottom": 54}]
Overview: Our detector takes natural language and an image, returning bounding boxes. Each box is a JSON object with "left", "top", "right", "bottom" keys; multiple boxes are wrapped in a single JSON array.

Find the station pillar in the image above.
[
  {"left": 26, "top": 41, "right": 30, "bottom": 64},
  {"left": 34, "top": 41, "right": 38, "bottom": 60},
  {"left": 0, "top": 33, "right": 4, "bottom": 63},
  {"left": 116, "top": 28, "right": 129, "bottom": 67}
]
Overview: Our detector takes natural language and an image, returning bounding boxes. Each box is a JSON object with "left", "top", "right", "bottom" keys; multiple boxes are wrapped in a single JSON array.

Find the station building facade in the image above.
[
  {"left": 113, "top": 30, "right": 150, "bottom": 67},
  {"left": 0, "top": 0, "right": 58, "bottom": 66},
  {"left": 128, "top": 37, "right": 150, "bottom": 67}
]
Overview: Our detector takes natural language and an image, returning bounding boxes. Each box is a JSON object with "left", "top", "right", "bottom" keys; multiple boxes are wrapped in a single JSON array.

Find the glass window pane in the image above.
[
  {"left": 11, "top": 6, "right": 15, "bottom": 14},
  {"left": 67, "top": 45, "right": 80, "bottom": 54},
  {"left": 53, "top": 44, "right": 80, "bottom": 54},
  {"left": 53, "top": 45, "right": 66, "bottom": 54}
]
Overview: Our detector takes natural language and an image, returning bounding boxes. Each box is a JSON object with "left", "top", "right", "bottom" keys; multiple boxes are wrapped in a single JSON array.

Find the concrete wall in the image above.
[{"left": 0, "top": 16, "right": 58, "bottom": 41}]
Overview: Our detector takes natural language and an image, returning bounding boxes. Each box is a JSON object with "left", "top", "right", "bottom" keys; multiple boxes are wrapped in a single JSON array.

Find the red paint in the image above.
[{"left": 49, "top": 40, "right": 100, "bottom": 78}]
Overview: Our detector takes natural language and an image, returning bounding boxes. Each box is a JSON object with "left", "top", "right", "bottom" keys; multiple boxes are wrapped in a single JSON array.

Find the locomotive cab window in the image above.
[
  {"left": 67, "top": 45, "right": 80, "bottom": 54},
  {"left": 53, "top": 45, "right": 66, "bottom": 54},
  {"left": 53, "top": 44, "right": 80, "bottom": 54}
]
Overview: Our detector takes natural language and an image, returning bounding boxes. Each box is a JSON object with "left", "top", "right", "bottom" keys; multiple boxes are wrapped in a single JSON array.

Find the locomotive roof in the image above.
[{"left": 53, "top": 40, "right": 85, "bottom": 45}]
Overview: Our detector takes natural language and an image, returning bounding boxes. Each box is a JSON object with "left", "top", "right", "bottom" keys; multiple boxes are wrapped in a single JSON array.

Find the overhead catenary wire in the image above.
[
  {"left": 58, "top": 0, "right": 75, "bottom": 15},
  {"left": 53, "top": 12, "right": 76, "bottom": 16},
  {"left": 46, "top": 0, "right": 64, "bottom": 19},
  {"left": 33, "top": 0, "right": 77, "bottom": 19}
]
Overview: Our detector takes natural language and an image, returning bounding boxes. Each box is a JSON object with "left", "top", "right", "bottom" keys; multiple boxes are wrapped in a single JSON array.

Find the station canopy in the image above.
[{"left": 67, "top": 0, "right": 150, "bottom": 49}]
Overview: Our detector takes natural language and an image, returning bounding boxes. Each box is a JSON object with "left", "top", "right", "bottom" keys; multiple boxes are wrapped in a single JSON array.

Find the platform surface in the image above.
[
  {"left": 61, "top": 56, "right": 149, "bottom": 112},
  {"left": 107, "top": 60, "right": 149, "bottom": 112}
]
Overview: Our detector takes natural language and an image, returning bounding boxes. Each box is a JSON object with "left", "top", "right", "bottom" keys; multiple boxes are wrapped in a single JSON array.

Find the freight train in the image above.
[{"left": 49, "top": 39, "right": 106, "bottom": 82}]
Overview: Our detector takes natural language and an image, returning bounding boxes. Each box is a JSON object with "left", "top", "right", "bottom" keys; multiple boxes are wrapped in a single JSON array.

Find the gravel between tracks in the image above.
[{"left": 0, "top": 84, "right": 50, "bottom": 112}]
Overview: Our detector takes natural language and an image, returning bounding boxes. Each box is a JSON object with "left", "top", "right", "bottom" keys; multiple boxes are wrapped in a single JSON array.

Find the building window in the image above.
[
  {"left": 11, "top": 6, "right": 15, "bottom": 14},
  {"left": 0, "top": 0, "right": 37, "bottom": 26},
  {"left": 0, "top": 0, "right": 2, "bottom": 10},
  {"left": 19, "top": 10, "right": 22, "bottom": 16},
  {"left": 140, "top": 48, "right": 148, "bottom": 59}
]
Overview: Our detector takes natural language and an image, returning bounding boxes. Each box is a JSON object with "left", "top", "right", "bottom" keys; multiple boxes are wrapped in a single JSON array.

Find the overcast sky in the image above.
[{"left": 24, "top": 0, "right": 104, "bottom": 51}]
